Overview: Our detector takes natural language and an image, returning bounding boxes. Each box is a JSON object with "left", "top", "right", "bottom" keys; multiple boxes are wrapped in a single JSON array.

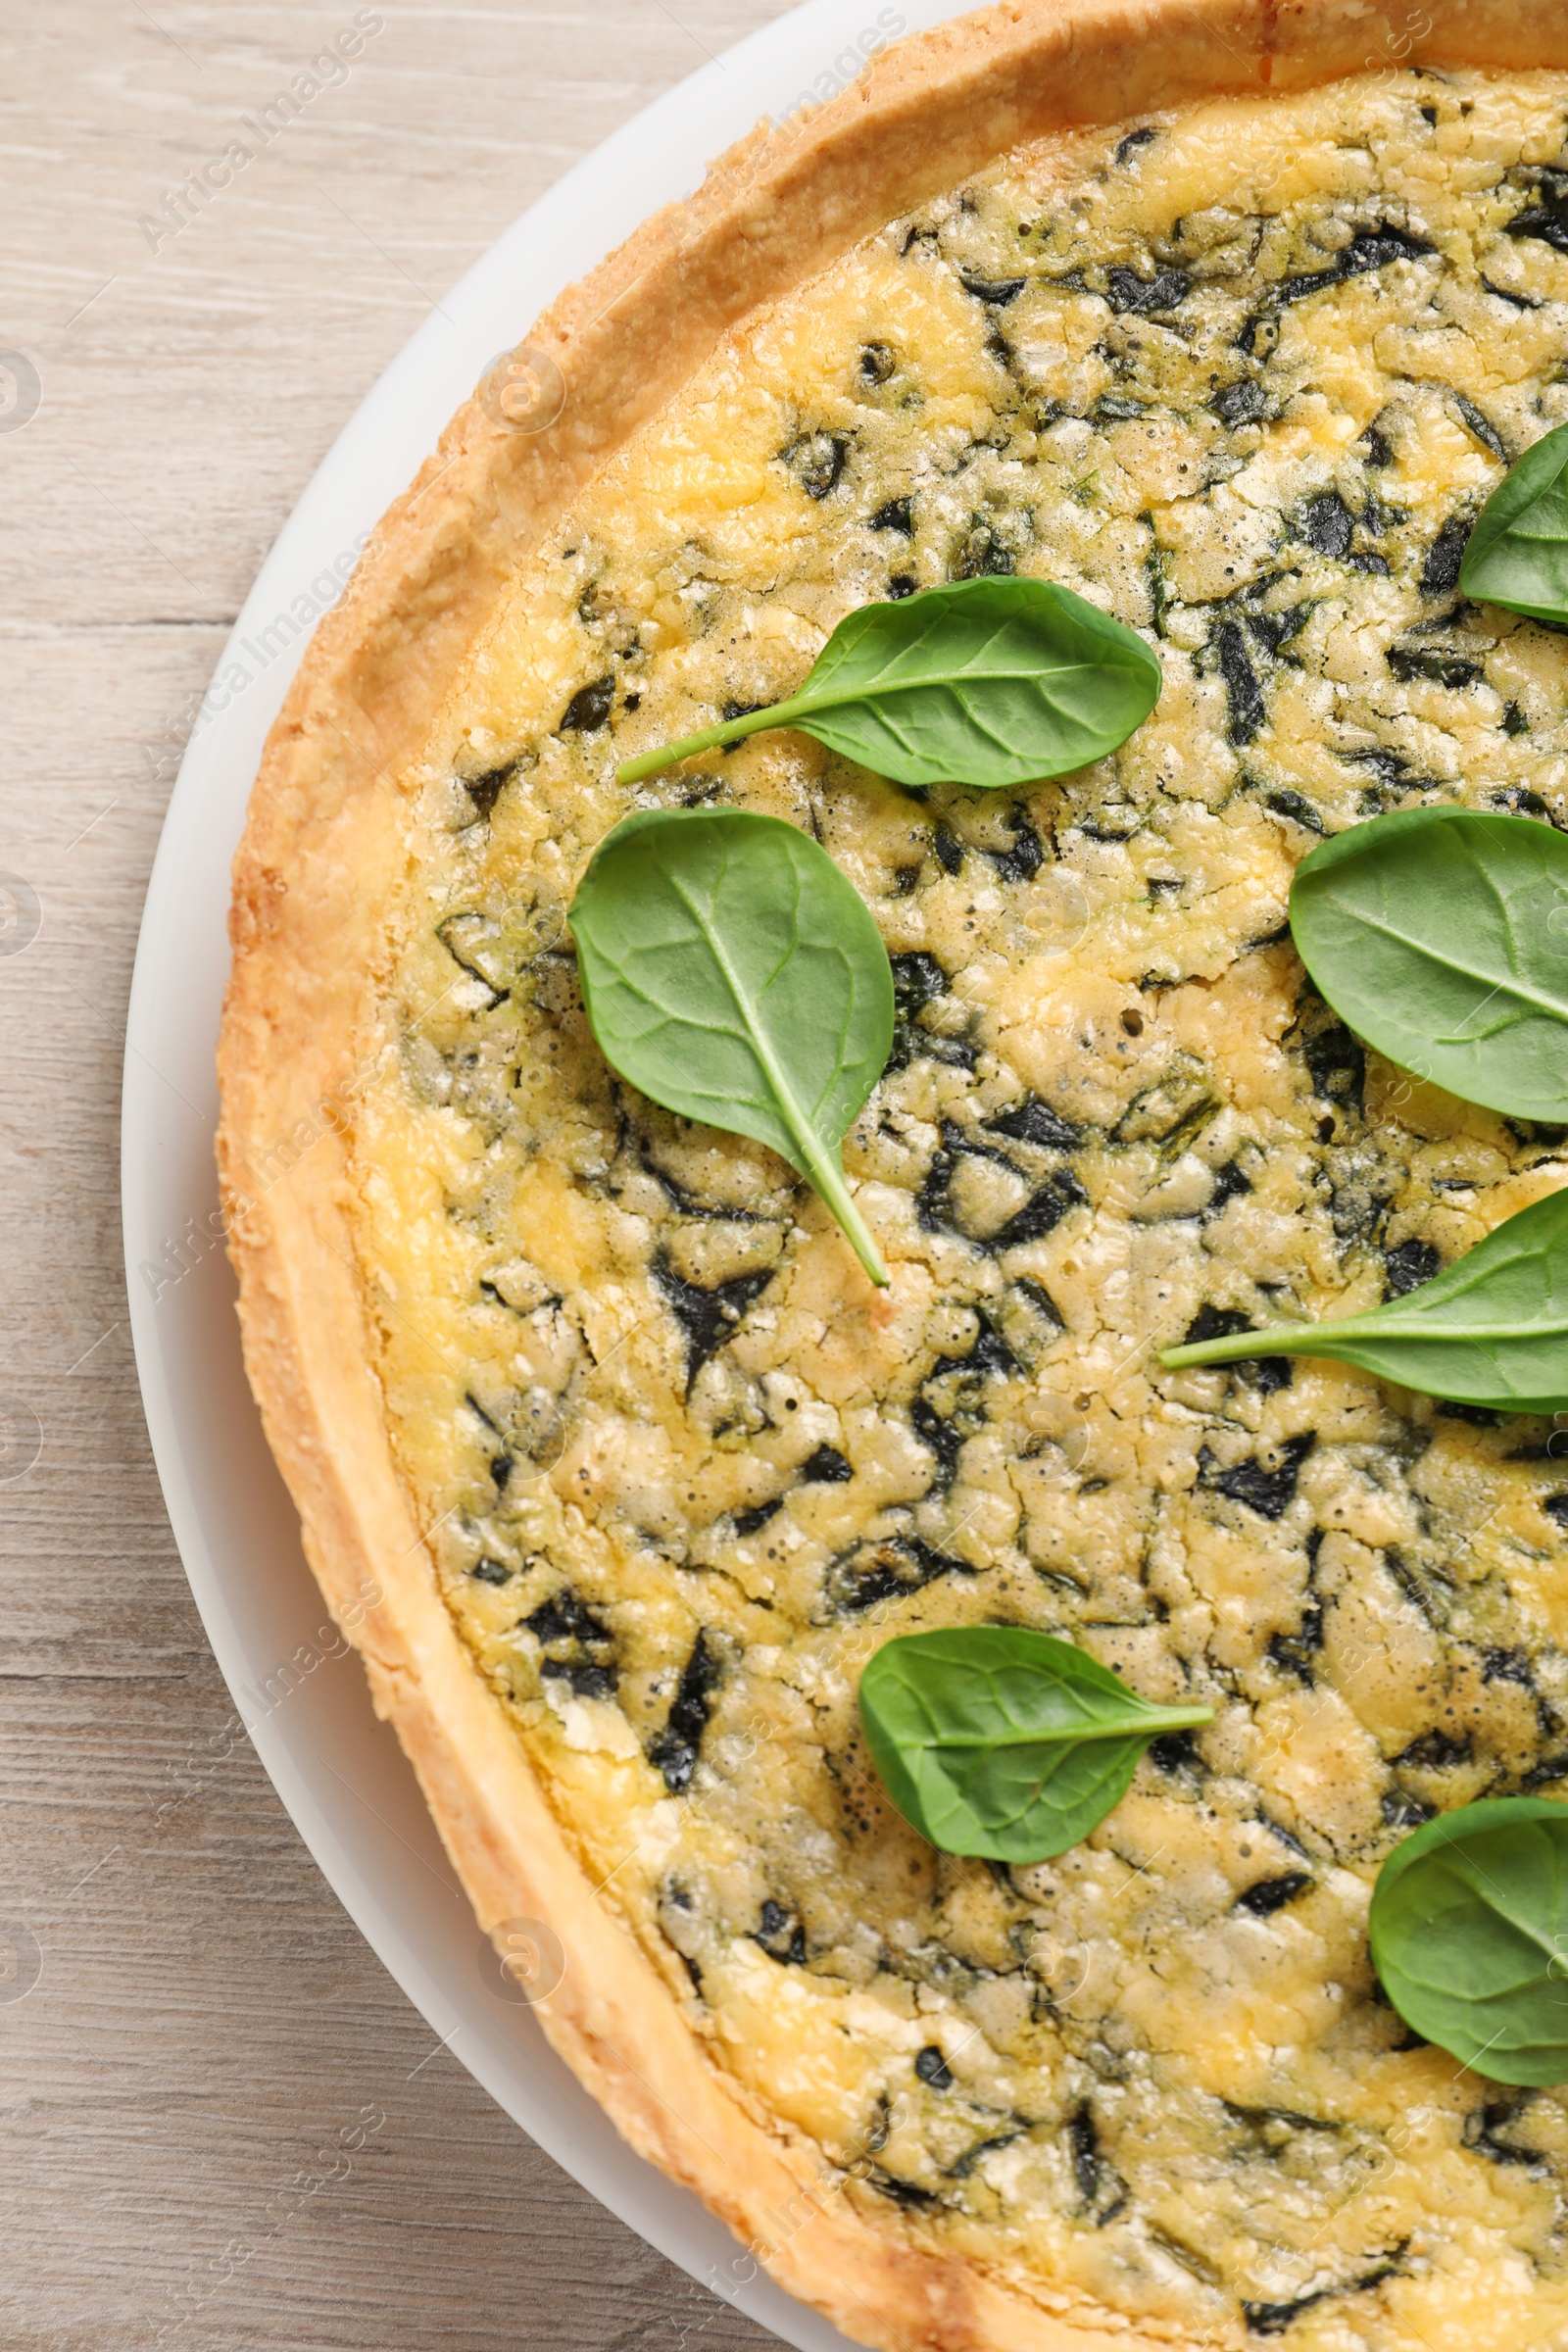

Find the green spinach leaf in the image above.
[
  {"left": 1370, "top": 1797, "right": 1568, "bottom": 2085},
  {"left": 858, "top": 1626, "right": 1212, "bottom": 1864},
  {"left": 1459, "top": 419, "right": 1568, "bottom": 621},
  {"left": 1158, "top": 1187, "right": 1568, "bottom": 1412},
  {"left": 616, "top": 578, "right": 1162, "bottom": 791},
  {"left": 569, "top": 808, "right": 893, "bottom": 1286},
  {"left": 1290, "top": 807, "right": 1568, "bottom": 1123}
]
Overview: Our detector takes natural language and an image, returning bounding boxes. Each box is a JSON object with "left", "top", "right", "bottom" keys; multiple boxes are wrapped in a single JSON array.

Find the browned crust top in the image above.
[{"left": 217, "top": 5, "right": 1568, "bottom": 2344}]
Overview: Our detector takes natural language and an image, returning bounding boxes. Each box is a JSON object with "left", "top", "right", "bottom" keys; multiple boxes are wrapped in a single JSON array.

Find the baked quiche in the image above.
[{"left": 218, "top": 5, "right": 1568, "bottom": 2346}]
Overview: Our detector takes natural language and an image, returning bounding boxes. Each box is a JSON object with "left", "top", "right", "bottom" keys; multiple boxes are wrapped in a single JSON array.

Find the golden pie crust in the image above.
[{"left": 218, "top": 5, "right": 1568, "bottom": 2346}]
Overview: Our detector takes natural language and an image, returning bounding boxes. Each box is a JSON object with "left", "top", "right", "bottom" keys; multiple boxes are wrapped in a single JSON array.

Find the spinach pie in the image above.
[{"left": 219, "top": 5, "right": 1568, "bottom": 2345}]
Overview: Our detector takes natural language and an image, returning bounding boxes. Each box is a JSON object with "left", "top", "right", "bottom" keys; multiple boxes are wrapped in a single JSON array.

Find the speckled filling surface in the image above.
[{"left": 351, "top": 69, "right": 1568, "bottom": 2348}]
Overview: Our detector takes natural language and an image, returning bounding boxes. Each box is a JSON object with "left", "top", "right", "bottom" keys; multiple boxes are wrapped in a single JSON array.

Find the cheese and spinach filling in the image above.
[{"left": 351, "top": 71, "right": 1568, "bottom": 2347}]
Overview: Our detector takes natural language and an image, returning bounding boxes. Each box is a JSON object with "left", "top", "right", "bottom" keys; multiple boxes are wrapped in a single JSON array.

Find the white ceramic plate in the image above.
[{"left": 122, "top": 5, "right": 973, "bottom": 2343}]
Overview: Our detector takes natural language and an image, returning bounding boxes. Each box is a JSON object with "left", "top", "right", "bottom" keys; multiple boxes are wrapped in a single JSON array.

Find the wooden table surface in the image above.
[{"left": 0, "top": 7, "right": 800, "bottom": 2344}]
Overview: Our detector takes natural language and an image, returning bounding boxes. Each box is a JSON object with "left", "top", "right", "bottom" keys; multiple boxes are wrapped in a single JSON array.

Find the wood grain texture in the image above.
[{"left": 0, "top": 5, "right": 798, "bottom": 2345}]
